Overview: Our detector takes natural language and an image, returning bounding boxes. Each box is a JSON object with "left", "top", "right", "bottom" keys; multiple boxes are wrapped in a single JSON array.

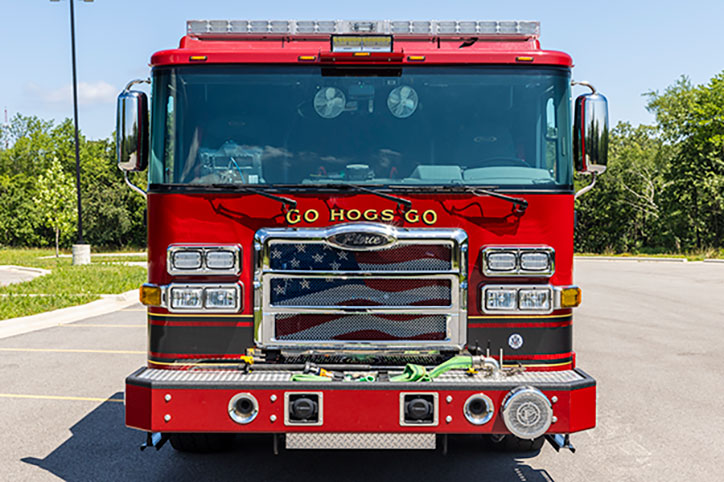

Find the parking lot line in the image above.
[
  {"left": 0, "top": 393, "right": 124, "bottom": 403},
  {"left": 0, "top": 347, "right": 144, "bottom": 355}
]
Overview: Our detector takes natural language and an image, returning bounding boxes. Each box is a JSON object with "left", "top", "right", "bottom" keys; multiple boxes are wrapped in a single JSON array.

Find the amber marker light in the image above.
[
  {"left": 189, "top": 55, "right": 207, "bottom": 62},
  {"left": 407, "top": 55, "right": 425, "bottom": 61},
  {"left": 516, "top": 56, "right": 534, "bottom": 62},
  {"left": 298, "top": 55, "right": 316, "bottom": 61},
  {"left": 560, "top": 287, "right": 582, "bottom": 308},
  {"left": 139, "top": 283, "right": 162, "bottom": 307}
]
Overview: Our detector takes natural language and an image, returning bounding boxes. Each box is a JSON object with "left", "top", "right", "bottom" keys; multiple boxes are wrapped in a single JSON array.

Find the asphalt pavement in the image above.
[{"left": 0, "top": 259, "right": 722, "bottom": 481}]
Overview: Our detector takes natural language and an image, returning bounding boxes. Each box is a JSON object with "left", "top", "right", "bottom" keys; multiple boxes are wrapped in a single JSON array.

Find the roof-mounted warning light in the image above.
[{"left": 186, "top": 20, "right": 540, "bottom": 39}]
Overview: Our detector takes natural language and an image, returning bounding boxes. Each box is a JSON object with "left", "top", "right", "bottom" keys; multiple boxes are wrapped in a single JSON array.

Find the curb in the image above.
[
  {"left": 574, "top": 256, "right": 687, "bottom": 263},
  {"left": 703, "top": 258, "right": 724, "bottom": 263},
  {"left": 0, "top": 289, "right": 139, "bottom": 340}
]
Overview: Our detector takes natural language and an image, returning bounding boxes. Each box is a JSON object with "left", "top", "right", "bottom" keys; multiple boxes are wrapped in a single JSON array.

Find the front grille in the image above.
[
  {"left": 255, "top": 224, "right": 467, "bottom": 350},
  {"left": 275, "top": 314, "right": 448, "bottom": 341},
  {"left": 269, "top": 243, "right": 452, "bottom": 272},
  {"left": 270, "top": 278, "right": 452, "bottom": 307}
]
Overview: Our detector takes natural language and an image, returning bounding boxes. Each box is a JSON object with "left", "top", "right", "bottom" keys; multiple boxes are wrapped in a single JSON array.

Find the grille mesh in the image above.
[
  {"left": 270, "top": 278, "right": 452, "bottom": 307},
  {"left": 275, "top": 314, "right": 447, "bottom": 341},
  {"left": 268, "top": 242, "right": 453, "bottom": 272}
]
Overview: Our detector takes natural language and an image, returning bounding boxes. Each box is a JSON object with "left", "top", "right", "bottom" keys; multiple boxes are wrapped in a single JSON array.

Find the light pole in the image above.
[{"left": 51, "top": 0, "right": 93, "bottom": 265}]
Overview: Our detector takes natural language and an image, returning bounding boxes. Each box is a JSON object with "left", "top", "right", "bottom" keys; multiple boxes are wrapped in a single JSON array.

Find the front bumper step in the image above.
[
  {"left": 286, "top": 432, "right": 436, "bottom": 450},
  {"left": 126, "top": 367, "right": 595, "bottom": 435}
]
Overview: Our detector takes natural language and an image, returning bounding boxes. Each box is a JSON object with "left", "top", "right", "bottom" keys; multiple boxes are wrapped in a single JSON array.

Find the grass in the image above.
[
  {"left": 0, "top": 248, "right": 147, "bottom": 320},
  {"left": 575, "top": 250, "right": 724, "bottom": 261}
]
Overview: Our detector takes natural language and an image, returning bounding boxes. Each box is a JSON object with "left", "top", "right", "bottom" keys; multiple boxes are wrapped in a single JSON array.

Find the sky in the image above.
[{"left": 2, "top": 0, "right": 723, "bottom": 140}]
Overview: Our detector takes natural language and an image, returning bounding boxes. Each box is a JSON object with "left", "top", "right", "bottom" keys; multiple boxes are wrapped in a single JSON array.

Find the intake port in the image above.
[
  {"left": 401, "top": 393, "right": 438, "bottom": 426},
  {"left": 228, "top": 393, "right": 259, "bottom": 424},
  {"left": 463, "top": 393, "right": 494, "bottom": 425},
  {"left": 285, "top": 393, "right": 322, "bottom": 425}
]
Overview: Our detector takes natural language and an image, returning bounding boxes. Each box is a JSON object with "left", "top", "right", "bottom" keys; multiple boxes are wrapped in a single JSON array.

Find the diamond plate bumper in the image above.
[
  {"left": 125, "top": 367, "right": 595, "bottom": 435},
  {"left": 285, "top": 432, "right": 436, "bottom": 450}
]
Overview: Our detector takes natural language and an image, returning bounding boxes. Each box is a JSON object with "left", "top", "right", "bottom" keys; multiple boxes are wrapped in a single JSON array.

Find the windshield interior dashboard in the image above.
[{"left": 149, "top": 64, "right": 573, "bottom": 191}]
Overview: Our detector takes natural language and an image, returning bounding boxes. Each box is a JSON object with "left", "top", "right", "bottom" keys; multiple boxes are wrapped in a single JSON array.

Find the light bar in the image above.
[{"left": 187, "top": 20, "right": 539, "bottom": 39}]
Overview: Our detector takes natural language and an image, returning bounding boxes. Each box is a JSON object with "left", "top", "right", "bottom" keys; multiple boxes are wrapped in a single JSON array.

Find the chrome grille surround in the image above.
[{"left": 254, "top": 223, "right": 468, "bottom": 350}]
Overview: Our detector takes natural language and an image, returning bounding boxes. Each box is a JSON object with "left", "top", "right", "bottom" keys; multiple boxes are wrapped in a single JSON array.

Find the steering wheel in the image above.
[{"left": 477, "top": 157, "right": 531, "bottom": 168}]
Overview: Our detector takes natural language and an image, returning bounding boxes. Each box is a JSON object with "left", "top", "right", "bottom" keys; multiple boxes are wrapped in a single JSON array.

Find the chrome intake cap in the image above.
[{"left": 501, "top": 386, "right": 553, "bottom": 439}]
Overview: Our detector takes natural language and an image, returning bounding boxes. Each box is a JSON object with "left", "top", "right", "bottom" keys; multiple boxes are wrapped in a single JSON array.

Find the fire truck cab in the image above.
[{"left": 117, "top": 19, "right": 608, "bottom": 453}]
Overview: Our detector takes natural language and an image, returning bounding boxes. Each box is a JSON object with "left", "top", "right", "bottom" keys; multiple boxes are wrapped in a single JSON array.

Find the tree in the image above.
[{"left": 35, "top": 157, "right": 76, "bottom": 256}]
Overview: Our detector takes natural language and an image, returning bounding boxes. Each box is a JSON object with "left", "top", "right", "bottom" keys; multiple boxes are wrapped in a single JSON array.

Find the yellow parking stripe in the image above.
[
  {"left": 0, "top": 393, "right": 123, "bottom": 403},
  {"left": 0, "top": 348, "right": 144, "bottom": 355}
]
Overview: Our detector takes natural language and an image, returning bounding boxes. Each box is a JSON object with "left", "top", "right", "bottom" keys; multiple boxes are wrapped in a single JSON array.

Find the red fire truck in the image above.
[{"left": 117, "top": 19, "right": 608, "bottom": 454}]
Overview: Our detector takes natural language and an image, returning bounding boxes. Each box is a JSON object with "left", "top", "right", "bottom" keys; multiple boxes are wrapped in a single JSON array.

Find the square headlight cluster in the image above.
[
  {"left": 167, "top": 245, "right": 241, "bottom": 275},
  {"left": 482, "top": 247, "right": 554, "bottom": 277},
  {"left": 168, "top": 284, "right": 242, "bottom": 312},
  {"left": 483, "top": 286, "right": 552, "bottom": 313}
]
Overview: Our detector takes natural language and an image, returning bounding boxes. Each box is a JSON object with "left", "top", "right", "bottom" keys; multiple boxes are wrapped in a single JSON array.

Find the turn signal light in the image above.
[
  {"left": 560, "top": 286, "right": 582, "bottom": 308},
  {"left": 139, "top": 284, "right": 162, "bottom": 307}
]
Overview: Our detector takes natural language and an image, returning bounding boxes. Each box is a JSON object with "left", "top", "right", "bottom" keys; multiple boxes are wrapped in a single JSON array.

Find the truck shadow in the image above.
[{"left": 22, "top": 395, "right": 555, "bottom": 482}]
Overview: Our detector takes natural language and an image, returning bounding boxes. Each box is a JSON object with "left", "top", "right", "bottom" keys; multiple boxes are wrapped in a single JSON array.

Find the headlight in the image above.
[
  {"left": 170, "top": 287, "right": 203, "bottom": 310},
  {"left": 485, "top": 288, "right": 518, "bottom": 311},
  {"left": 519, "top": 252, "right": 551, "bottom": 272},
  {"left": 172, "top": 250, "right": 202, "bottom": 270},
  {"left": 482, "top": 285, "right": 554, "bottom": 314},
  {"left": 486, "top": 252, "right": 517, "bottom": 272},
  {"left": 167, "top": 283, "right": 243, "bottom": 312},
  {"left": 167, "top": 245, "right": 241, "bottom": 275},
  {"left": 518, "top": 288, "right": 551, "bottom": 311},
  {"left": 205, "top": 287, "right": 238, "bottom": 309},
  {"left": 482, "top": 247, "right": 554, "bottom": 277}
]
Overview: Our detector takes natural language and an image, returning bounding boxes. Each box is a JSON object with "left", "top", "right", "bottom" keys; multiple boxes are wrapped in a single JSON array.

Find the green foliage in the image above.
[
  {"left": 0, "top": 115, "right": 146, "bottom": 249},
  {"left": 36, "top": 157, "right": 77, "bottom": 254},
  {"left": 576, "top": 72, "right": 724, "bottom": 254}
]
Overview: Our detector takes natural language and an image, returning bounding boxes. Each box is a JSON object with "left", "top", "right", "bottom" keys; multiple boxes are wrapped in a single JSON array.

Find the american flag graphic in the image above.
[
  {"left": 266, "top": 240, "right": 454, "bottom": 342},
  {"left": 275, "top": 314, "right": 448, "bottom": 341},
  {"left": 268, "top": 242, "right": 452, "bottom": 272}
]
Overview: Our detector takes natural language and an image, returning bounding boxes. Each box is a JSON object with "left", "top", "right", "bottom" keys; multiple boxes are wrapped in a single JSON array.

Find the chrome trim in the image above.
[
  {"left": 399, "top": 392, "right": 439, "bottom": 427},
  {"left": 284, "top": 392, "right": 323, "bottom": 426},
  {"left": 167, "top": 244, "right": 242, "bottom": 276},
  {"left": 481, "top": 284, "right": 554, "bottom": 315},
  {"left": 228, "top": 393, "right": 259, "bottom": 425},
  {"left": 482, "top": 246, "right": 555, "bottom": 277},
  {"left": 254, "top": 223, "right": 468, "bottom": 350},
  {"left": 463, "top": 393, "right": 495, "bottom": 425},
  {"left": 165, "top": 282, "right": 243, "bottom": 313}
]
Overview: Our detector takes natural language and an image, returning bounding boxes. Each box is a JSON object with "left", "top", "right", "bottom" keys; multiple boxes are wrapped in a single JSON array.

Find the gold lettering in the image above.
[
  {"left": 380, "top": 209, "right": 394, "bottom": 221},
  {"left": 347, "top": 209, "right": 361, "bottom": 221},
  {"left": 286, "top": 209, "right": 301, "bottom": 225},
  {"left": 330, "top": 209, "right": 345, "bottom": 222},
  {"left": 304, "top": 209, "right": 319, "bottom": 223},
  {"left": 404, "top": 209, "right": 419, "bottom": 223},
  {"left": 363, "top": 209, "right": 378, "bottom": 221},
  {"left": 422, "top": 210, "right": 438, "bottom": 225}
]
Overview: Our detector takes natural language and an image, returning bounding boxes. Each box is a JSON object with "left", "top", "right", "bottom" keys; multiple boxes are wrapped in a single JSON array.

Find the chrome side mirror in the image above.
[
  {"left": 116, "top": 86, "right": 149, "bottom": 172},
  {"left": 573, "top": 84, "right": 609, "bottom": 175}
]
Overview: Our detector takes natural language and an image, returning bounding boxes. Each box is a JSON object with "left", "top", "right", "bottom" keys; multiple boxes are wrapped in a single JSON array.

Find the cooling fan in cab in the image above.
[
  {"left": 387, "top": 86, "right": 419, "bottom": 118},
  {"left": 314, "top": 87, "right": 346, "bottom": 119}
]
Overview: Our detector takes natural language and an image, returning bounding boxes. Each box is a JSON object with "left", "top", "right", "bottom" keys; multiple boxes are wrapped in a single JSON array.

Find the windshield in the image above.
[{"left": 150, "top": 65, "right": 572, "bottom": 190}]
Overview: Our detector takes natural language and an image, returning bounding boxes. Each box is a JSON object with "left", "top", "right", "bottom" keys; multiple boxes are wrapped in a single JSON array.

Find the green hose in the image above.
[{"left": 291, "top": 355, "right": 474, "bottom": 383}]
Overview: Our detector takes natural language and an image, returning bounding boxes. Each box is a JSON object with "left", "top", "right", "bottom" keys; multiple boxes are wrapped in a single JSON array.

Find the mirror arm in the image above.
[
  {"left": 574, "top": 172, "right": 598, "bottom": 200},
  {"left": 124, "top": 78, "right": 150, "bottom": 93},
  {"left": 124, "top": 171, "right": 147, "bottom": 200},
  {"left": 571, "top": 80, "right": 597, "bottom": 94}
]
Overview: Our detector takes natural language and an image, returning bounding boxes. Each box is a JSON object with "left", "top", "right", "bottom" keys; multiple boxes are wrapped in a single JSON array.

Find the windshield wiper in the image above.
[
  {"left": 210, "top": 184, "right": 297, "bottom": 210},
  {"left": 467, "top": 187, "right": 528, "bottom": 213},
  {"left": 320, "top": 183, "right": 413, "bottom": 210}
]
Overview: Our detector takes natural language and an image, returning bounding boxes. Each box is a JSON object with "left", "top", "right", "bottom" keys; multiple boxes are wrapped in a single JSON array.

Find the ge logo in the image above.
[
  {"left": 508, "top": 333, "right": 523, "bottom": 350},
  {"left": 516, "top": 402, "right": 542, "bottom": 427}
]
